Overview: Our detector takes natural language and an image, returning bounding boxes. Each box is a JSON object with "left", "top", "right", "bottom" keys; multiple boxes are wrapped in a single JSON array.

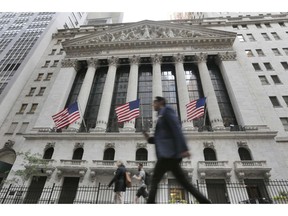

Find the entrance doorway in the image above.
[
  {"left": 24, "top": 176, "right": 47, "bottom": 203},
  {"left": 206, "top": 179, "right": 229, "bottom": 203},
  {"left": 244, "top": 179, "right": 271, "bottom": 203},
  {"left": 58, "top": 177, "right": 80, "bottom": 204}
]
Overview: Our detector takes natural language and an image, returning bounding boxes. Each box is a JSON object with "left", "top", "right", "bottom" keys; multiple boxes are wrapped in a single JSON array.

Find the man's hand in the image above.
[{"left": 181, "top": 151, "right": 191, "bottom": 159}]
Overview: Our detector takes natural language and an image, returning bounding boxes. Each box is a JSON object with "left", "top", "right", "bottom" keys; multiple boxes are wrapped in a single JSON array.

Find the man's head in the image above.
[
  {"left": 138, "top": 163, "right": 143, "bottom": 171},
  {"left": 153, "top": 96, "right": 166, "bottom": 111},
  {"left": 116, "top": 160, "right": 124, "bottom": 167}
]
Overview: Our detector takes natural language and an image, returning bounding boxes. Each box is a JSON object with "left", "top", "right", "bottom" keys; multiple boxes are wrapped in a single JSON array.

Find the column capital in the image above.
[
  {"left": 86, "top": 58, "right": 98, "bottom": 68},
  {"left": 61, "top": 58, "right": 80, "bottom": 70},
  {"left": 129, "top": 55, "right": 141, "bottom": 65},
  {"left": 172, "top": 53, "right": 185, "bottom": 63},
  {"left": 194, "top": 53, "right": 208, "bottom": 63},
  {"left": 107, "top": 56, "right": 119, "bottom": 66},
  {"left": 217, "top": 51, "right": 237, "bottom": 62},
  {"left": 151, "top": 54, "right": 162, "bottom": 64}
]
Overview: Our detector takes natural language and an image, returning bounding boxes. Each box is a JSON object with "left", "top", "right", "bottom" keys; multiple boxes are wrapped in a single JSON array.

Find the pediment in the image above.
[{"left": 63, "top": 20, "right": 236, "bottom": 52}]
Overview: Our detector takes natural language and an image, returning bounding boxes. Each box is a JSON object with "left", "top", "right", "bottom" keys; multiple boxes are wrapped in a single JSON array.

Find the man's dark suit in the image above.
[{"left": 147, "top": 106, "right": 211, "bottom": 204}]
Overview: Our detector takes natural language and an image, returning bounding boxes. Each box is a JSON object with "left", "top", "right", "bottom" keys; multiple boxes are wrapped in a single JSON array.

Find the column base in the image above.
[
  {"left": 182, "top": 126, "right": 197, "bottom": 131},
  {"left": 119, "top": 127, "right": 136, "bottom": 133},
  {"left": 62, "top": 128, "right": 79, "bottom": 133},
  {"left": 90, "top": 127, "right": 106, "bottom": 133},
  {"left": 212, "top": 126, "right": 226, "bottom": 131}
]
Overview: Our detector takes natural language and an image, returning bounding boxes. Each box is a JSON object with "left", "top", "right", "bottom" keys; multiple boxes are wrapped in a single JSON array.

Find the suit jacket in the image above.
[
  {"left": 108, "top": 165, "right": 127, "bottom": 192},
  {"left": 147, "top": 106, "right": 188, "bottom": 159}
]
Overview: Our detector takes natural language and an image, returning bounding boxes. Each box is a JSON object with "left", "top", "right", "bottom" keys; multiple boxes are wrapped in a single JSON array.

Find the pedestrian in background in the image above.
[
  {"left": 143, "top": 96, "right": 211, "bottom": 204},
  {"left": 132, "top": 163, "right": 148, "bottom": 203},
  {"left": 108, "top": 160, "right": 127, "bottom": 204}
]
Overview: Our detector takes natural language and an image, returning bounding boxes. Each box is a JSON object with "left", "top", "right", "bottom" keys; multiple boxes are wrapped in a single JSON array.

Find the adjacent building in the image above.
[{"left": 1, "top": 12, "right": 288, "bottom": 204}]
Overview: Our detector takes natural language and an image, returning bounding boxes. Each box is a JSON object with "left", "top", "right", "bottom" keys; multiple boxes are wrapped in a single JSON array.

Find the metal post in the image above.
[
  {"left": 48, "top": 183, "right": 55, "bottom": 204},
  {"left": 95, "top": 182, "right": 101, "bottom": 204}
]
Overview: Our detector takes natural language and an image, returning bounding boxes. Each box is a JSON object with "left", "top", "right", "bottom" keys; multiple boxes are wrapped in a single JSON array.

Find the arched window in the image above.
[
  {"left": 43, "top": 147, "right": 54, "bottom": 159},
  {"left": 72, "top": 148, "right": 84, "bottom": 160},
  {"left": 238, "top": 147, "right": 252, "bottom": 160},
  {"left": 136, "top": 148, "right": 148, "bottom": 161},
  {"left": 203, "top": 148, "right": 217, "bottom": 161},
  {"left": 103, "top": 148, "right": 115, "bottom": 160}
]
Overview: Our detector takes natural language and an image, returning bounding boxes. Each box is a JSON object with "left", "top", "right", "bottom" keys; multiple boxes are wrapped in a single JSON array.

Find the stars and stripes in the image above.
[
  {"left": 186, "top": 97, "right": 206, "bottom": 121},
  {"left": 115, "top": 99, "right": 140, "bottom": 123},
  {"left": 52, "top": 101, "right": 80, "bottom": 129}
]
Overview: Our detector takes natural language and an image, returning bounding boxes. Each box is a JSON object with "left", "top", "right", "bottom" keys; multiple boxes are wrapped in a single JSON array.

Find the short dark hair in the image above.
[
  {"left": 154, "top": 96, "right": 166, "bottom": 106},
  {"left": 138, "top": 163, "right": 143, "bottom": 167}
]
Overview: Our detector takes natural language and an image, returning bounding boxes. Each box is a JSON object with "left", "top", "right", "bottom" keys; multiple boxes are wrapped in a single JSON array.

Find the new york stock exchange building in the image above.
[{"left": 1, "top": 17, "right": 288, "bottom": 204}]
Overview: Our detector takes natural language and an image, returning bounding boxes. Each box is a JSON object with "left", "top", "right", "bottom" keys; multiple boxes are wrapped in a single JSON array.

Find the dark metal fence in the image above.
[{"left": 1, "top": 179, "right": 288, "bottom": 204}]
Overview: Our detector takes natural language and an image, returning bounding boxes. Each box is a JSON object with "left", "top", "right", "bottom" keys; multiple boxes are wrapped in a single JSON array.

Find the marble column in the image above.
[
  {"left": 195, "top": 53, "right": 225, "bottom": 130},
  {"left": 216, "top": 51, "right": 268, "bottom": 130},
  {"left": 33, "top": 59, "right": 79, "bottom": 131},
  {"left": 92, "top": 56, "right": 119, "bottom": 132},
  {"left": 173, "top": 53, "right": 194, "bottom": 131},
  {"left": 68, "top": 58, "right": 98, "bottom": 131},
  {"left": 151, "top": 54, "right": 163, "bottom": 128},
  {"left": 122, "top": 55, "right": 140, "bottom": 132}
]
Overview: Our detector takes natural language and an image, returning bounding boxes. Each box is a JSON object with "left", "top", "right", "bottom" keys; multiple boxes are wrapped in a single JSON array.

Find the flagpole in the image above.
[
  {"left": 76, "top": 99, "right": 88, "bottom": 132},
  {"left": 203, "top": 97, "right": 207, "bottom": 127},
  {"left": 140, "top": 96, "right": 144, "bottom": 130}
]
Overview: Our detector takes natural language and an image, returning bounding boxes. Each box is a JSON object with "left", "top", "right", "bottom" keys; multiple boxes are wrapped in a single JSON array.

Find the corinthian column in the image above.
[
  {"left": 173, "top": 53, "right": 194, "bottom": 131},
  {"left": 122, "top": 55, "right": 140, "bottom": 132},
  {"left": 68, "top": 58, "right": 98, "bottom": 131},
  {"left": 33, "top": 59, "right": 80, "bottom": 131},
  {"left": 151, "top": 54, "right": 163, "bottom": 127},
  {"left": 195, "top": 53, "right": 224, "bottom": 130},
  {"left": 91, "top": 56, "right": 119, "bottom": 132}
]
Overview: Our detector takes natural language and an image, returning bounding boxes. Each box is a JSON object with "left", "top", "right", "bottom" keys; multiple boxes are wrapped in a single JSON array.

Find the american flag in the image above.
[
  {"left": 52, "top": 101, "right": 80, "bottom": 129},
  {"left": 115, "top": 99, "right": 140, "bottom": 123},
  {"left": 186, "top": 97, "right": 206, "bottom": 121}
]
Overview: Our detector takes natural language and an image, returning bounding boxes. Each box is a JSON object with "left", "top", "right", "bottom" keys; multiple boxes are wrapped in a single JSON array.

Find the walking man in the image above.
[
  {"left": 108, "top": 160, "right": 127, "bottom": 204},
  {"left": 143, "top": 96, "right": 211, "bottom": 204},
  {"left": 132, "top": 163, "right": 148, "bottom": 203}
]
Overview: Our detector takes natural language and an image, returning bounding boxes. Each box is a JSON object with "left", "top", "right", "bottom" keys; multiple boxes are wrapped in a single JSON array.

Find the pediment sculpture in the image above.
[{"left": 81, "top": 25, "right": 216, "bottom": 44}]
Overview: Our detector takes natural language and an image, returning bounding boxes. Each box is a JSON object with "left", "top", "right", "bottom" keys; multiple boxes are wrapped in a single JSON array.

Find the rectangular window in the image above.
[
  {"left": 271, "top": 75, "right": 282, "bottom": 84},
  {"left": 51, "top": 60, "right": 59, "bottom": 67},
  {"left": 271, "top": 32, "right": 281, "bottom": 40},
  {"left": 252, "top": 63, "right": 262, "bottom": 71},
  {"left": 280, "top": 117, "right": 288, "bottom": 131},
  {"left": 50, "top": 49, "right": 56, "bottom": 55},
  {"left": 256, "top": 49, "right": 265, "bottom": 56},
  {"left": 283, "top": 48, "right": 288, "bottom": 55},
  {"left": 35, "top": 73, "right": 44, "bottom": 81},
  {"left": 17, "top": 122, "right": 29, "bottom": 134},
  {"left": 261, "top": 33, "right": 271, "bottom": 41},
  {"left": 264, "top": 62, "right": 273, "bottom": 71},
  {"left": 37, "top": 87, "right": 46, "bottom": 96},
  {"left": 279, "top": 22, "right": 286, "bottom": 27},
  {"left": 264, "top": 23, "right": 271, "bottom": 28},
  {"left": 237, "top": 34, "right": 245, "bottom": 42},
  {"left": 247, "top": 34, "right": 256, "bottom": 41},
  {"left": 42, "top": 61, "right": 50, "bottom": 68},
  {"left": 283, "top": 96, "right": 288, "bottom": 106},
  {"left": 255, "top": 23, "right": 262, "bottom": 28},
  {"left": 57, "top": 49, "right": 64, "bottom": 55},
  {"left": 281, "top": 62, "right": 288, "bottom": 70},
  {"left": 55, "top": 39, "right": 62, "bottom": 44},
  {"left": 269, "top": 96, "right": 281, "bottom": 107},
  {"left": 27, "top": 87, "right": 36, "bottom": 96},
  {"left": 7, "top": 122, "right": 18, "bottom": 134},
  {"left": 241, "top": 24, "right": 248, "bottom": 29},
  {"left": 259, "top": 76, "right": 269, "bottom": 85},
  {"left": 245, "top": 50, "right": 254, "bottom": 57},
  {"left": 29, "top": 103, "right": 38, "bottom": 113},
  {"left": 44, "top": 73, "right": 53, "bottom": 81},
  {"left": 18, "top": 104, "right": 28, "bottom": 114},
  {"left": 272, "top": 48, "right": 282, "bottom": 56}
]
